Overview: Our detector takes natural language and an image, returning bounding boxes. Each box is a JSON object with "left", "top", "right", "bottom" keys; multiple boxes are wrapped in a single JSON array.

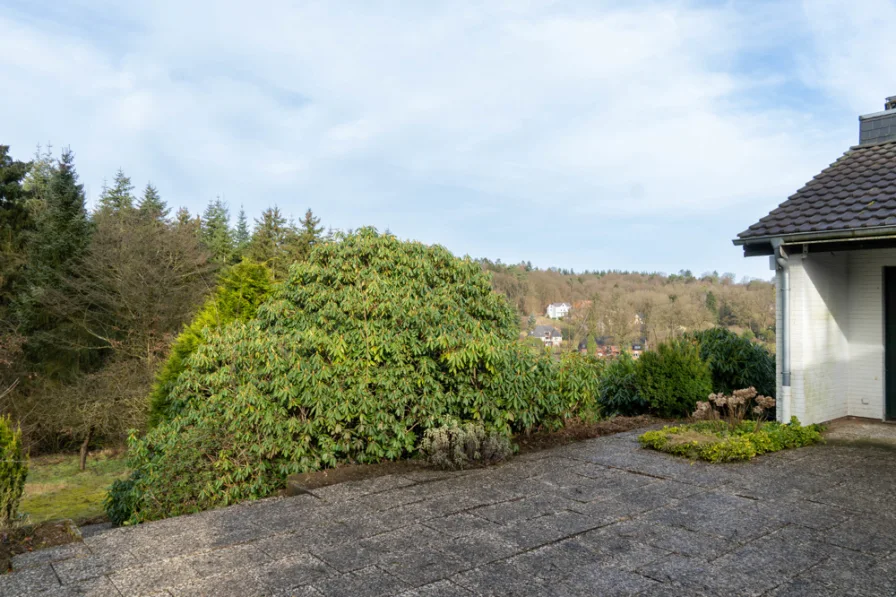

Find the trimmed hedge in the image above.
[{"left": 639, "top": 417, "right": 823, "bottom": 462}]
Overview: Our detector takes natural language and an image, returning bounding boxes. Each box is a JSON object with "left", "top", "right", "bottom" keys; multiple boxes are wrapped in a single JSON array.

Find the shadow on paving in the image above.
[{"left": 3, "top": 429, "right": 896, "bottom": 596}]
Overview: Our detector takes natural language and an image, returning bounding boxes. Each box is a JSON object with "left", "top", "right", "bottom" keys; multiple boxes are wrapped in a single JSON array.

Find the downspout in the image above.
[{"left": 771, "top": 239, "right": 791, "bottom": 423}]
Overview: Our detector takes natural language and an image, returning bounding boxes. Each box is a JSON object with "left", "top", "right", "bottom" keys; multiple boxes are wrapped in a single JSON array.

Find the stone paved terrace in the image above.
[{"left": 4, "top": 429, "right": 896, "bottom": 597}]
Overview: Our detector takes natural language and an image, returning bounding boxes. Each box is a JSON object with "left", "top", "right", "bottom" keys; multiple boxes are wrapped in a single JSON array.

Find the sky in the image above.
[{"left": 2, "top": 0, "right": 895, "bottom": 280}]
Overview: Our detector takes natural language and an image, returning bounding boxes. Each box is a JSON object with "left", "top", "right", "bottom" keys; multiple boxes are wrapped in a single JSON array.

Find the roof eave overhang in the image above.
[
  {"left": 733, "top": 225, "right": 896, "bottom": 257},
  {"left": 733, "top": 225, "right": 896, "bottom": 247}
]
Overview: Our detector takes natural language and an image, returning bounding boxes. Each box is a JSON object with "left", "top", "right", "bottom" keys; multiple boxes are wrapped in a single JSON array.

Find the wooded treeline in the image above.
[
  {"left": 483, "top": 259, "right": 775, "bottom": 349},
  {"left": 0, "top": 144, "right": 323, "bottom": 454}
]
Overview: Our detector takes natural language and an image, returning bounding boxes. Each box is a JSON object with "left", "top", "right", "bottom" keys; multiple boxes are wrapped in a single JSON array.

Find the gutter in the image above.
[
  {"left": 771, "top": 238, "right": 792, "bottom": 423},
  {"left": 733, "top": 225, "right": 896, "bottom": 247}
]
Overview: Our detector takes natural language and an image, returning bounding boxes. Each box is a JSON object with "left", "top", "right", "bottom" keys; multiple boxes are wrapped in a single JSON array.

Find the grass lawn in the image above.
[{"left": 20, "top": 450, "right": 128, "bottom": 524}]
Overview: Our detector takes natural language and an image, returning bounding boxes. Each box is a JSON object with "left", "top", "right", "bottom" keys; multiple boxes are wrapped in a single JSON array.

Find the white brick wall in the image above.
[
  {"left": 779, "top": 249, "right": 895, "bottom": 424},
  {"left": 846, "top": 249, "right": 896, "bottom": 420},
  {"left": 786, "top": 254, "right": 850, "bottom": 425}
]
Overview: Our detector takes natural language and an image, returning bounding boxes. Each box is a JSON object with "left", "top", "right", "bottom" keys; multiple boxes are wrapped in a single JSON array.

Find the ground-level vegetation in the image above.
[
  {"left": 20, "top": 451, "right": 128, "bottom": 524},
  {"left": 640, "top": 387, "right": 821, "bottom": 462},
  {"left": 639, "top": 419, "right": 824, "bottom": 462}
]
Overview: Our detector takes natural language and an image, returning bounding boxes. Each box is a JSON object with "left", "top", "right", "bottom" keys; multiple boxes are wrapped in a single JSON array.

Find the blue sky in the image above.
[{"left": 2, "top": 0, "right": 894, "bottom": 279}]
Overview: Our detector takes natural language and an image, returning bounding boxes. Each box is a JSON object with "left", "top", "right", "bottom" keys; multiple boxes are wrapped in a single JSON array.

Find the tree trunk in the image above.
[{"left": 79, "top": 427, "right": 93, "bottom": 472}]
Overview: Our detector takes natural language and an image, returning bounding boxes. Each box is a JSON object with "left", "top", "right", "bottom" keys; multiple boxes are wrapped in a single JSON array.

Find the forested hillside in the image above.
[{"left": 482, "top": 260, "right": 775, "bottom": 349}]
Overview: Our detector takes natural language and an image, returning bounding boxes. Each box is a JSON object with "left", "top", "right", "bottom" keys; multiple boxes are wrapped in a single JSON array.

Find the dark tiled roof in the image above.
[
  {"left": 737, "top": 140, "right": 896, "bottom": 241},
  {"left": 532, "top": 325, "right": 560, "bottom": 337}
]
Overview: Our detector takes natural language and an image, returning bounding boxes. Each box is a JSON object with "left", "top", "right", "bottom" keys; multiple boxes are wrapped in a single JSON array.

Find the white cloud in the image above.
[
  {"left": 801, "top": 0, "right": 896, "bottom": 114},
  {"left": 1, "top": 0, "right": 892, "bottom": 277}
]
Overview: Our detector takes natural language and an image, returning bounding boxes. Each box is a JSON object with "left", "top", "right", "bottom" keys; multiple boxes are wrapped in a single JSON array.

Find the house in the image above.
[
  {"left": 546, "top": 302, "right": 571, "bottom": 319},
  {"left": 734, "top": 96, "right": 896, "bottom": 424},
  {"left": 532, "top": 325, "right": 562, "bottom": 347}
]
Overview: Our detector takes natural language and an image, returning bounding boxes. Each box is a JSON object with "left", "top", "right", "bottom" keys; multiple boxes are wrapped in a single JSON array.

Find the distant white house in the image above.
[
  {"left": 546, "top": 302, "right": 571, "bottom": 319},
  {"left": 532, "top": 325, "right": 562, "bottom": 347}
]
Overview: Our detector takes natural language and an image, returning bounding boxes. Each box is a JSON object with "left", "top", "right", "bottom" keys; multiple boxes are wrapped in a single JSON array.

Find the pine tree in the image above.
[
  {"left": 200, "top": 198, "right": 234, "bottom": 264},
  {"left": 292, "top": 208, "right": 323, "bottom": 261},
  {"left": 0, "top": 145, "right": 31, "bottom": 317},
  {"left": 97, "top": 169, "right": 135, "bottom": 215},
  {"left": 22, "top": 145, "right": 55, "bottom": 218},
  {"left": 16, "top": 148, "right": 93, "bottom": 371},
  {"left": 247, "top": 206, "right": 291, "bottom": 279},
  {"left": 175, "top": 207, "right": 191, "bottom": 227},
  {"left": 137, "top": 183, "right": 169, "bottom": 223},
  {"left": 234, "top": 206, "right": 250, "bottom": 259}
]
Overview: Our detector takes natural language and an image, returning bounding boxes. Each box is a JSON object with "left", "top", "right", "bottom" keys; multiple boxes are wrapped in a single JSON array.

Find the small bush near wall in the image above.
[
  {"left": 420, "top": 421, "right": 513, "bottom": 469},
  {"left": 0, "top": 415, "right": 27, "bottom": 526},
  {"left": 598, "top": 352, "right": 646, "bottom": 416},
  {"left": 635, "top": 339, "right": 712, "bottom": 418},
  {"left": 639, "top": 417, "right": 823, "bottom": 463},
  {"left": 687, "top": 328, "right": 775, "bottom": 398}
]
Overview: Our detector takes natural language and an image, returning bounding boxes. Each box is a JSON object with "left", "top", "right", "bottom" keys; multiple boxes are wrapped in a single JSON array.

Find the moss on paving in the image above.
[{"left": 20, "top": 451, "right": 128, "bottom": 523}]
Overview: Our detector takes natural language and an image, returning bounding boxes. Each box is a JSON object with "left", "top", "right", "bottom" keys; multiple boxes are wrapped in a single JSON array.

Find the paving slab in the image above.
[{"left": 7, "top": 428, "right": 896, "bottom": 596}]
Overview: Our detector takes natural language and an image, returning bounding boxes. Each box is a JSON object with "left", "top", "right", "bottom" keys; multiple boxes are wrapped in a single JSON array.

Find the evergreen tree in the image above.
[
  {"left": 291, "top": 208, "right": 323, "bottom": 261},
  {"left": 247, "top": 206, "right": 292, "bottom": 279},
  {"left": 175, "top": 207, "right": 191, "bottom": 227},
  {"left": 234, "top": 206, "right": 250, "bottom": 259},
  {"left": 97, "top": 169, "right": 135, "bottom": 215},
  {"left": 705, "top": 291, "right": 718, "bottom": 318},
  {"left": 200, "top": 198, "right": 234, "bottom": 264},
  {"left": 16, "top": 148, "right": 93, "bottom": 371},
  {"left": 137, "top": 183, "right": 169, "bottom": 222},
  {"left": 22, "top": 145, "right": 55, "bottom": 219},
  {"left": 0, "top": 146, "right": 31, "bottom": 315}
]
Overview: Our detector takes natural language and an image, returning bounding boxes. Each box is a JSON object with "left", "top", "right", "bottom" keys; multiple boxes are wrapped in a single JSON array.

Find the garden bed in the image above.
[
  {"left": 515, "top": 415, "right": 662, "bottom": 453},
  {"left": 287, "top": 415, "right": 661, "bottom": 493},
  {"left": 639, "top": 418, "right": 824, "bottom": 462}
]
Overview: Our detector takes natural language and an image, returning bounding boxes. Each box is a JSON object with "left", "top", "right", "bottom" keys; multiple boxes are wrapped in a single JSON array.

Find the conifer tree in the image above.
[
  {"left": 16, "top": 148, "right": 93, "bottom": 371},
  {"left": 247, "top": 206, "right": 291, "bottom": 279},
  {"left": 137, "top": 183, "right": 169, "bottom": 223},
  {"left": 200, "top": 198, "right": 234, "bottom": 264},
  {"left": 97, "top": 169, "right": 135, "bottom": 215},
  {"left": 294, "top": 208, "right": 323, "bottom": 261},
  {"left": 234, "top": 206, "right": 250, "bottom": 259},
  {"left": 0, "top": 146, "right": 31, "bottom": 315}
]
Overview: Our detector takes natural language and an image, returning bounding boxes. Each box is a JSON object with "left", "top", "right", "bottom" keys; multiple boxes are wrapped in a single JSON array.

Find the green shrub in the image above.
[
  {"left": 108, "top": 229, "right": 603, "bottom": 524},
  {"left": 104, "top": 473, "right": 138, "bottom": 527},
  {"left": 687, "top": 328, "right": 775, "bottom": 397},
  {"left": 639, "top": 417, "right": 823, "bottom": 463},
  {"left": 0, "top": 415, "right": 27, "bottom": 526},
  {"left": 148, "top": 260, "right": 273, "bottom": 426},
  {"left": 420, "top": 420, "right": 513, "bottom": 469},
  {"left": 599, "top": 352, "right": 647, "bottom": 416},
  {"left": 553, "top": 352, "right": 605, "bottom": 424},
  {"left": 635, "top": 339, "right": 712, "bottom": 418}
]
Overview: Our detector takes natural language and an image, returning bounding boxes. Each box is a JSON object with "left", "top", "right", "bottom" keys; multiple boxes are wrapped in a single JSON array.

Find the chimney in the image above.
[{"left": 858, "top": 96, "right": 896, "bottom": 145}]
